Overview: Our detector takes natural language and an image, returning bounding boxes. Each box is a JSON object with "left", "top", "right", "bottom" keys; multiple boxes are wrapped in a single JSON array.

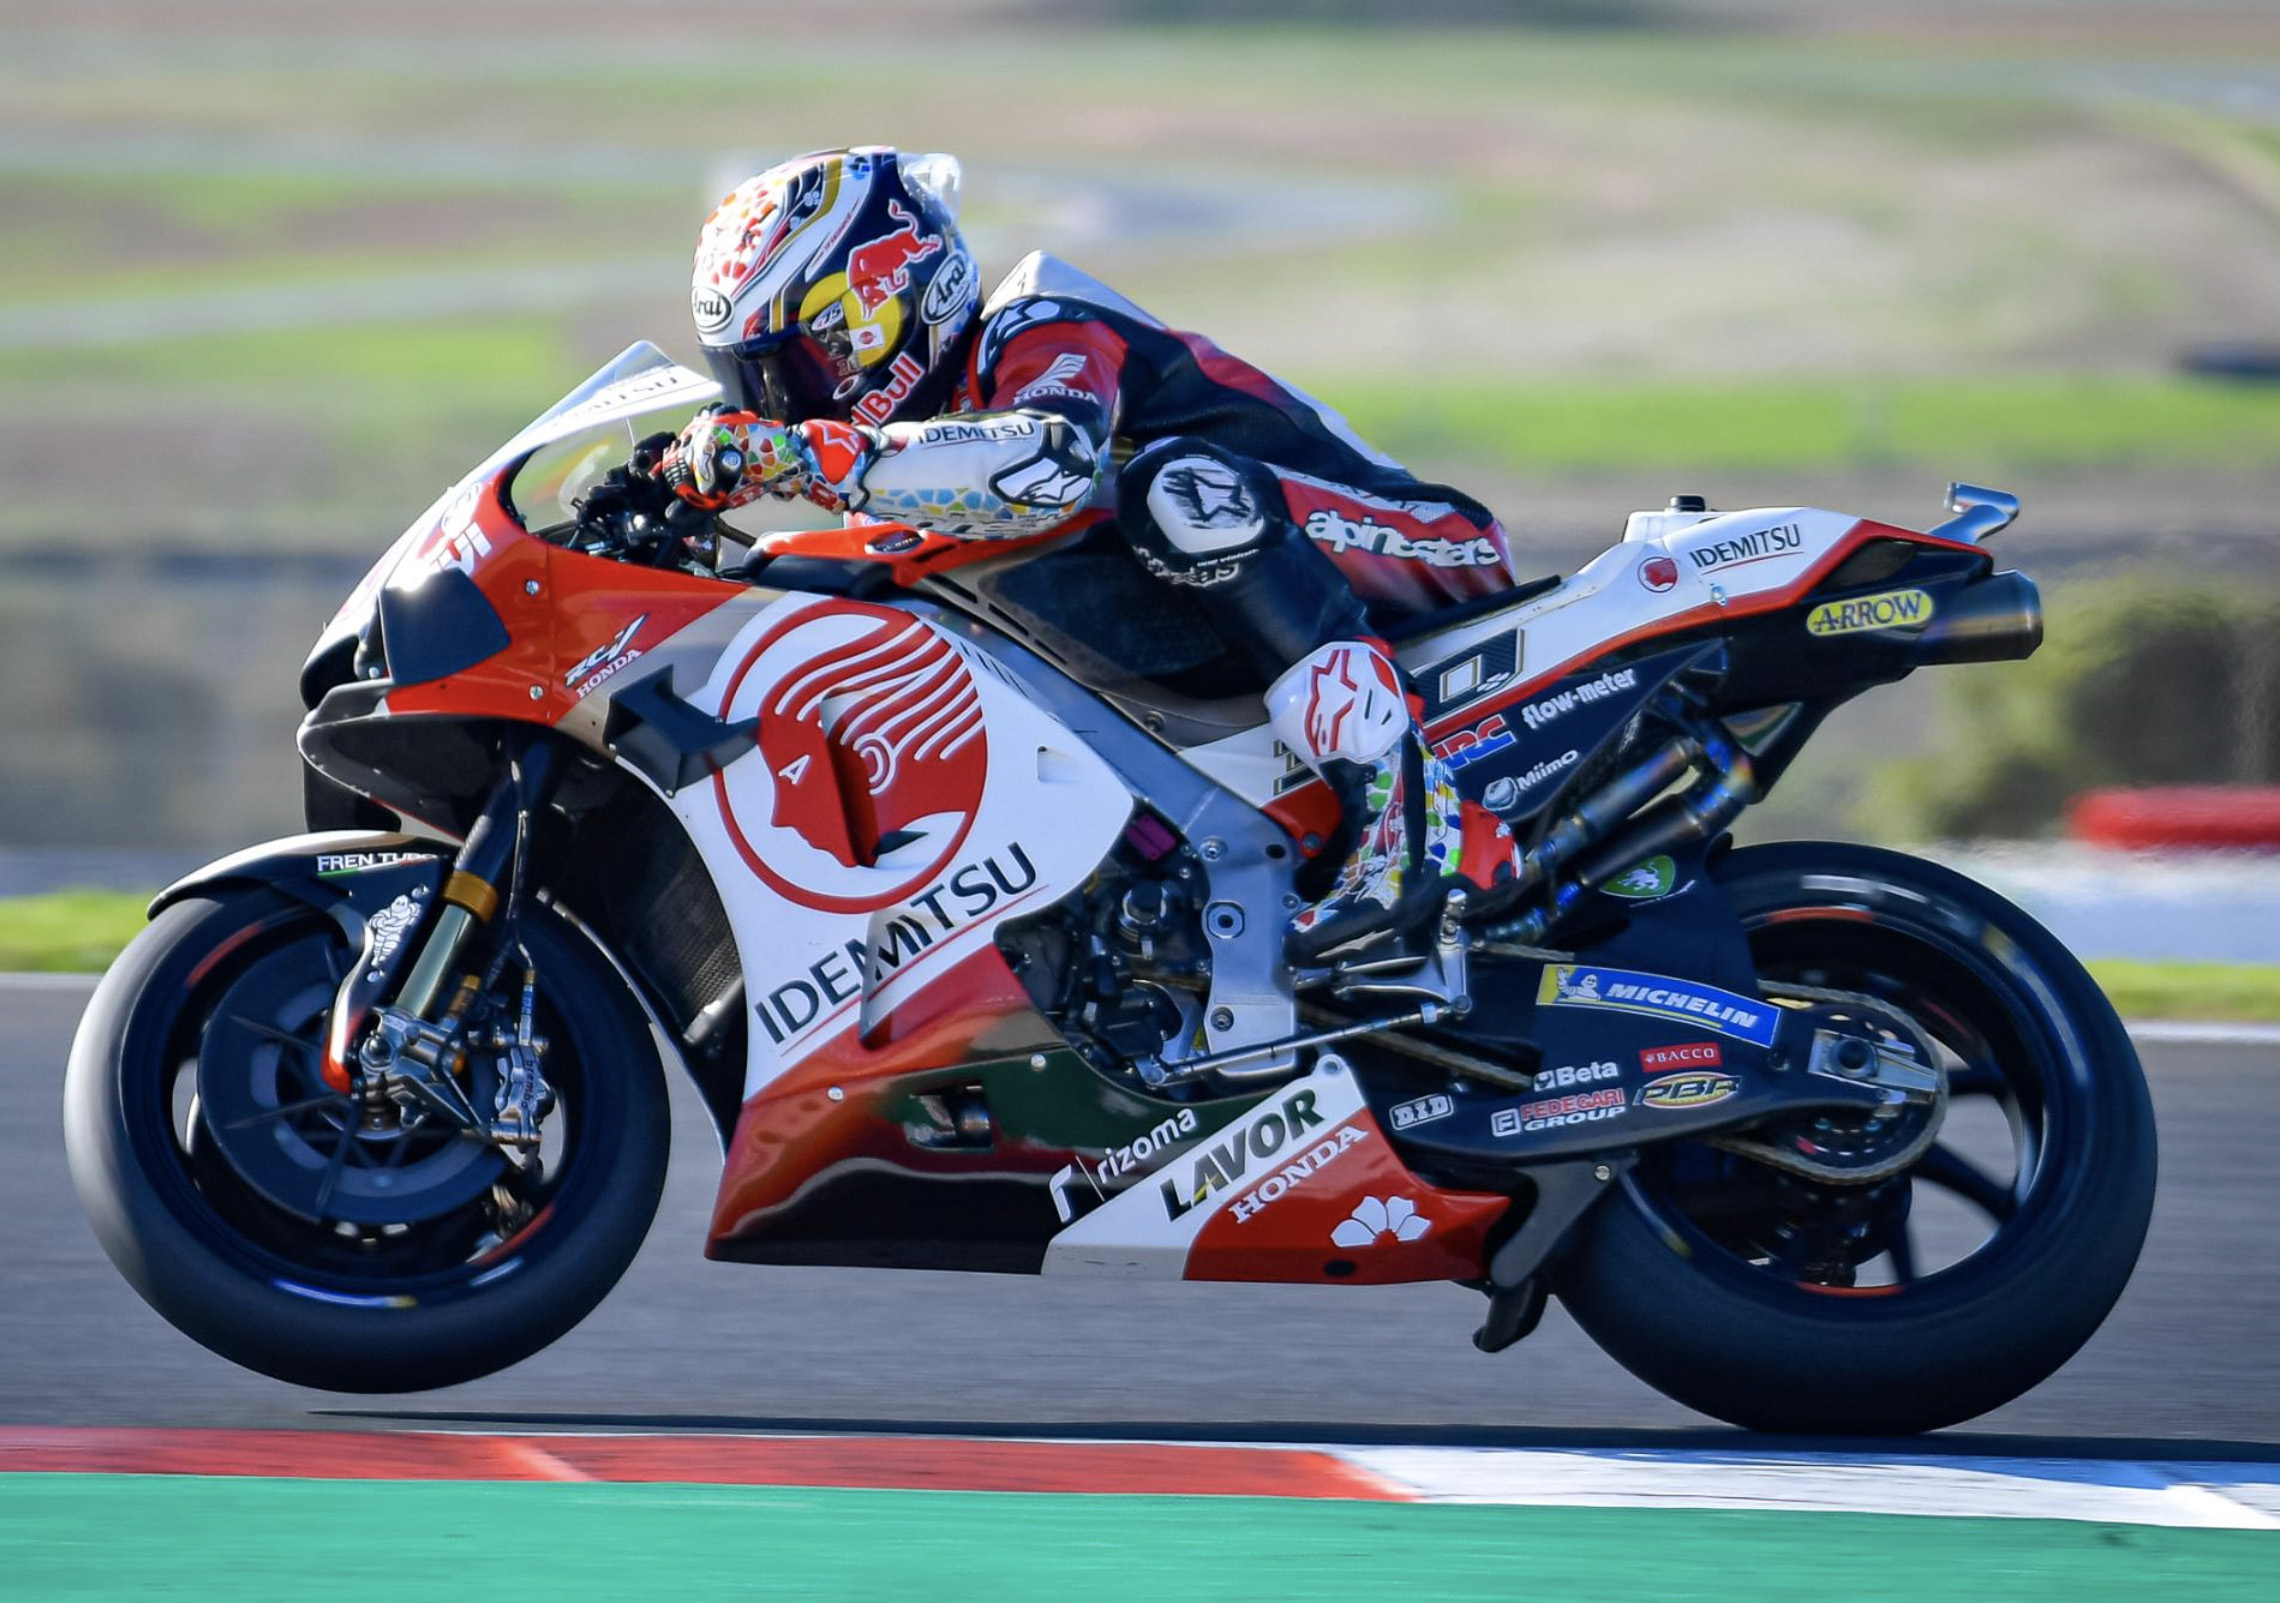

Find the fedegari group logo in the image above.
[
  {"left": 1537, "top": 964, "right": 1779, "bottom": 1046},
  {"left": 1805, "top": 587, "right": 1937, "bottom": 638}
]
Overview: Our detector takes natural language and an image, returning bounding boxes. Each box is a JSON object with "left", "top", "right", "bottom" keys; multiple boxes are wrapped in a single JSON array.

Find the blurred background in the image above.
[{"left": 2, "top": 0, "right": 2277, "bottom": 960}]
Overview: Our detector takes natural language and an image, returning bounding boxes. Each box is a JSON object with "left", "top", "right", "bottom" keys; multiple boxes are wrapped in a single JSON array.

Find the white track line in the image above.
[
  {"left": 1329, "top": 1448, "right": 2280, "bottom": 1529},
  {"left": 2125, "top": 1020, "right": 2280, "bottom": 1047}
]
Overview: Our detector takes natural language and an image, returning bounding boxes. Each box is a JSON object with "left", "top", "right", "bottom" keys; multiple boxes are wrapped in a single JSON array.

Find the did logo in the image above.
[{"left": 718, "top": 602, "right": 989, "bottom": 913}]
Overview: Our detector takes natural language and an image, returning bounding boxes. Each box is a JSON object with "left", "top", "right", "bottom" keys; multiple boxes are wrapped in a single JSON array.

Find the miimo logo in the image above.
[{"left": 1805, "top": 588, "right": 1935, "bottom": 638}]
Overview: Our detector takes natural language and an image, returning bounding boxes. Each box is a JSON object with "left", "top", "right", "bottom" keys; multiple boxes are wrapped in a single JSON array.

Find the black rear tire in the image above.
[
  {"left": 65, "top": 889, "right": 669, "bottom": 1393},
  {"left": 1553, "top": 841, "right": 2156, "bottom": 1435}
]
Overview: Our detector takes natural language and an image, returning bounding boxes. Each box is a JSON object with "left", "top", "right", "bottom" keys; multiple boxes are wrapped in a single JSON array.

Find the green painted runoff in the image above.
[{"left": 1, "top": 1476, "right": 2274, "bottom": 1602}]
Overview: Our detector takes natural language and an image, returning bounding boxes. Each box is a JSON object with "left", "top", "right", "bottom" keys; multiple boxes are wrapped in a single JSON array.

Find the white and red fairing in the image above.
[
  {"left": 1181, "top": 502, "right": 1984, "bottom": 817},
  {"left": 319, "top": 346, "right": 1504, "bottom": 1285}
]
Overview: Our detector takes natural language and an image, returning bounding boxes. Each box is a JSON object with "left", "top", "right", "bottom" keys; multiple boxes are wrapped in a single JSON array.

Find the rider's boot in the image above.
[{"left": 1271, "top": 639, "right": 1515, "bottom": 962}]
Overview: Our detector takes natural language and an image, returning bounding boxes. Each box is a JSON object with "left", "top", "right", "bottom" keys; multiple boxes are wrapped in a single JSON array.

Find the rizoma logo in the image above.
[
  {"left": 1639, "top": 1071, "right": 1738, "bottom": 1110},
  {"left": 1805, "top": 588, "right": 1936, "bottom": 637},
  {"left": 1160, "top": 1087, "right": 1328, "bottom": 1220},
  {"left": 1050, "top": 1106, "right": 1202, "bottom": 1224}
]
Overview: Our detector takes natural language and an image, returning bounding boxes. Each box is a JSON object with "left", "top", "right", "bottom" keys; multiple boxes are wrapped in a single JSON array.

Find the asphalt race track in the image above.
[{"left": 4, "top": 978, "right": 2275, "bottom": 1454}]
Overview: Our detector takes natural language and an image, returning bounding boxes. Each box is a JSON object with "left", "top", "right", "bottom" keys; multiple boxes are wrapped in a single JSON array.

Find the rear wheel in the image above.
[
  {"left": 65, "top": 888, "right": 668, "bottom": 1392},
  {"left": 1553, "top": 841, "right": 2156, "bottom": 1435}
]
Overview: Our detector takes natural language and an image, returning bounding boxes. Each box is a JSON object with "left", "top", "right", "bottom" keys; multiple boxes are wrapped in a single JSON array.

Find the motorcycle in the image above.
[{"left": 65, "top": 343, "right": 2156, "bottom": 1434}]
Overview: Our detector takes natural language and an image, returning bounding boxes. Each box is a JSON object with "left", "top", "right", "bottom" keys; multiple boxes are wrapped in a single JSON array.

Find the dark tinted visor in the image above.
[{"left": 702, "top": 334, "right": 846, "bottom": 423}]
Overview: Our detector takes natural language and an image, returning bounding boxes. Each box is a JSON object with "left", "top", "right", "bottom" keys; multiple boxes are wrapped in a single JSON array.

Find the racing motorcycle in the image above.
[{"left": 65, "top": 343, "right": 2156, "bottom": 1434}]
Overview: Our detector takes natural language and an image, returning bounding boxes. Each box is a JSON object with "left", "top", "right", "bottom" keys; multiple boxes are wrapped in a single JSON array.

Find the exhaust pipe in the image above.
[{"left": 1913, "top": 570, "right": 2043, "bottom": 666}]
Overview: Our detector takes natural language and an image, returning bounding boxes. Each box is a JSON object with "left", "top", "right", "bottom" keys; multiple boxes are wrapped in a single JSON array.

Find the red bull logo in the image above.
[
  {"left": 719, "top": 603, "right": 991, "bottom": 912},
  {"left": 847, "top": 201, "right": 942, "bottom": 316}
]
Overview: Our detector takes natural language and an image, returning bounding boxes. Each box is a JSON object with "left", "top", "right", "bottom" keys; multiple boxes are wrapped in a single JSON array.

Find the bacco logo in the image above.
[
  {"left": 1639, "top": 1071, "right": 1739, "bottom": 1110},
  {"left": 716, "top": 602, "right": 988, "bottom": 914},
  {"left": 1331, "top": 1195, "right": 1430, "bottom": 1249},
  {"left": 1640, "top": 1041, "right": 1722, "bottom": 1072}
]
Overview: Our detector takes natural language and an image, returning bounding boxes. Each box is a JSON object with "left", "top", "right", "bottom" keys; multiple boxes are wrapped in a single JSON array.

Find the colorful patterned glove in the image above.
[{"left": 661, "top": 408, "right": 879, "bottom": 514}]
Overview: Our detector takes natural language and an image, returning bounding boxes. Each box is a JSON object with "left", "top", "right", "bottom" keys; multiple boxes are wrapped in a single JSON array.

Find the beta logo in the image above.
[
  {"left": 1639, "top": 1071, "right": 1739, "bottom": 1110},
  {"left": 1805, "top": 588, "right": 1936, "bottom": 638}
]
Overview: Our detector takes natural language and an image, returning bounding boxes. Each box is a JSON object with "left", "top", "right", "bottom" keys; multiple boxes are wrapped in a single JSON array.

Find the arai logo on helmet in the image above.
[
  {"left": 691, "top": 286, "right": 732, "bottom": 333},
  {"left": 920, "top": 247, "right": 976, "bottom": 326}
]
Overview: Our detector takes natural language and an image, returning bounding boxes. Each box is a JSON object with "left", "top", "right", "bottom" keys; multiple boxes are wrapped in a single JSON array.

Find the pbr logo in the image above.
[
  {"left": 717, "top": 602, "right": 990, "bottom": 913},
  {"left": 1639, "top": 1071, "right": 1739, "bottom": 1110}
]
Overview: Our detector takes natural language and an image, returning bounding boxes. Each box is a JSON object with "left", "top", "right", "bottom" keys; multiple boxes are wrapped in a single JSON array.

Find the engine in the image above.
[{"left": 996, "top": 812, "right": 1216, "bottom": 1083}]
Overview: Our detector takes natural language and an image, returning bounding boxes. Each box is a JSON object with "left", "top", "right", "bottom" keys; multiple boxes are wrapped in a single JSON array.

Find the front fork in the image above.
[{"left": 319, "top": 737, "right": 561, "bottom": 1131}]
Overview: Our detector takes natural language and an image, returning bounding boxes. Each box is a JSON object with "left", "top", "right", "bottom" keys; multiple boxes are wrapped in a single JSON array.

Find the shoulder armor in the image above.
[{"left": 982, "top": 251, "right": 1164, "bottom": 328}]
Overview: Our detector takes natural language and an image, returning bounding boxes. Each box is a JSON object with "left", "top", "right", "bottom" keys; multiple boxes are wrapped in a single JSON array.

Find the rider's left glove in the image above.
[{"left": 661, "top": 408, "right": 877, "bottom": 515}]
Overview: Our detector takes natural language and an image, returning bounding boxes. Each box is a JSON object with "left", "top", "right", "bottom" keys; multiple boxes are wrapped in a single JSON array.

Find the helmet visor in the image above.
[{"left": 703, "top": 334, "right": 846, "bottom": 423}]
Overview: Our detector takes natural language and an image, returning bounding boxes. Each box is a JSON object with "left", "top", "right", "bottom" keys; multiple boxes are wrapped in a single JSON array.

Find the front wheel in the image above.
[
  {"left": 1553, "top": 841, "right": 2156, "bottom": 1435},
  {"left": 65, "top": 889, "right": 669, "bottom": 1392}
]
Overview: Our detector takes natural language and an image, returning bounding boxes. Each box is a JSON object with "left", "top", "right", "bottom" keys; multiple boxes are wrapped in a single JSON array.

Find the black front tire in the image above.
[
  {"left": 1553, "top": 841, "right": 2156, "bottom": 1435},
  {"left": 65, "top": 890, "right": 669, "bottom": 1393}
]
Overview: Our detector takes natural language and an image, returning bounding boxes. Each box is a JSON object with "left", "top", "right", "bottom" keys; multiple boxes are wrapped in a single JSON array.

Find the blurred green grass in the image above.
[
  {"left": 5, "top": 890, "right": 2276, "bottom": 1022},
  {"left": 1315, "top": 374, "right": 2280, "bottom": 476}
]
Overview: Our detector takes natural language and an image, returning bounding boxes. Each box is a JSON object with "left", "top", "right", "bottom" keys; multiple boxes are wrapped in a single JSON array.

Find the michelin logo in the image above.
[{"left": 1537, "top": 964, "right": 1778, "bottom": 1046}]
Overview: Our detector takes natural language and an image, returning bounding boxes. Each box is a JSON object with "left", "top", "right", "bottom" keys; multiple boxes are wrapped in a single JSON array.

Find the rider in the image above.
[{"left": 660, "top": 147, "right": 1521, "bottom": 957}]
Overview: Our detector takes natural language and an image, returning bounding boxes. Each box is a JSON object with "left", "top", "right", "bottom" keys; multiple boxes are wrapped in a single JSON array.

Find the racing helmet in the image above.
[{"left": 690, "top": 147, "right": 980, "bottom": 428}]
